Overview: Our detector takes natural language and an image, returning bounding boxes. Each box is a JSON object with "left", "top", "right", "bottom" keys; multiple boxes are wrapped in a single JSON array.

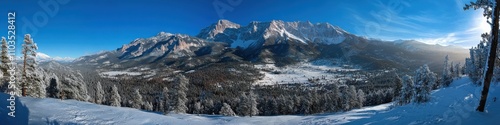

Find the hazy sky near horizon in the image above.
[{"left": 0, "top": 0, "right": 488, "bottom": 58}]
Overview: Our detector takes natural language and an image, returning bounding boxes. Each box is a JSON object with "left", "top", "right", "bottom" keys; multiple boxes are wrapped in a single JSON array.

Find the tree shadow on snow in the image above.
[{"left": 0, "top": 92, "right": 29, "bottom": 125}]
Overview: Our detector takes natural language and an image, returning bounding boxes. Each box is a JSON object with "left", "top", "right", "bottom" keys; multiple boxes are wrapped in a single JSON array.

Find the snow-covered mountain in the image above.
[
  {"left": 197, "top": 20, "right": 351, "bottom": 48},
  {"left": 73, "top": 31, "right": 234, "bottom": 70},
  {"left": 36, "top": 52, "right": 75, "bottom": 62},
  {"left": 1, "top": 77, "right": 497, "bottom": 124},
  {"left": 72, "top": 20, "right": 468, "bottom": 74}
]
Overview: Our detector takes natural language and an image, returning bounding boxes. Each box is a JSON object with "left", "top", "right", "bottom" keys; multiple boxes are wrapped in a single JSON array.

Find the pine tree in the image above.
[
  {"left": 162, "top": 86, "right": 170, "bottom": 114},
  {"left": 95, "top": 82, "right": 105, "bottom": 104},
  {"left": 455, "top": 63, "right": 461, "bottom": 78},
  {"left": 340, "top": 86, "right": 350, "bottom": 111},
  {"left": 220, "top": 103, "right": 236, "bottom": 116},
  {"left": 46, "top": 73, "right": 60, "bottom": 98},
  {"left": 20, "top": 34, "right": 43, "bottom": 98},
  {"left": 347, "top": 85, "right": 359, "bottom": 108},
  {"left": 132, "top": 89, "right": 143, "bottom": 109},
  {"left": 203, "top": 98, "right": 214, "bottom": 115},
  {"left": 357, "top": 89, "right": 366, "bottom": 108},
  {"left": 110, "top": 85, "right": 122, "bottom": 107},
  {"left": 393, "top": 74, "right": 403, "bottom": 103},
  {"left": 172, "top": 74, "right": 188, "bottom": 113},
  {"left": 194, "top": 101, "right": 202, "bottom": 115},
  {"left": 442, "top": 55, "right": 453, "bottom": 87},
  {"left": 0, "top": 37, "right": 9, "bottom": 77},
  {"left": 400, "top": 75, "right": 414, "bottom": 105},
  {"left": 248, "top": 90, "right": 259, "bottom": 116},
  {"left": 465, "top": 0, "right": 500, "bottom": 112},
  {"left": 144, "top": 101, "right": 153, "bottom": 111},
  {"left": 330, "top": 84, "right": 341, "bottom": 111},
  {"left": 414, "top": 65, "right": 437, "bottom": 103},
  {"left": 21, "top": 34, "right": 33, "bottom": 96},
  {"left": 299, "top": 96, "right": 311, "bottom": 115},
  {"left": 237, "top": 92, "right": 249, "bottom": 116}
]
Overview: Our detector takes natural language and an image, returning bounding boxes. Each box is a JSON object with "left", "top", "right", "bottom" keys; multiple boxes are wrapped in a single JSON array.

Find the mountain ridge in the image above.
[{"left": 72, "top": 19, "right": 468, "bottom": 74}]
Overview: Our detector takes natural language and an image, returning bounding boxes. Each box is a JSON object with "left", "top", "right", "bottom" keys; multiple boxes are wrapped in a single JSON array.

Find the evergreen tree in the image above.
[
  {"left": 393, "top": 74, "right": 403, "bottom": 102},
  {"left": 0, "top": 37, "right": 9, "bottom": 77},
  {"left": 455, "top": 63, "right": 461, "bottom": 78},
  {"left": 442, "top": 55, "right": 453, "bottom": 87},
  {"left": 219, "top": 103, "right": 236, "bottom": 116},
  {"left": 248, "top": 90, "right": 259, "bottom": 116},
  {"left": 347, "top": 85, "right": 359, "bottom": 108},
  {"left": 22, "top": 34, "right": 43, "bottom": 98},
  {"left": 162, "top": 86, "right": 170, "bottom": 114},
  {"left": 414, "top": 65, "right": 437, "bottom": 103},
  {"left": 340, "top": 86, "right": 350, "bottom": 111},
  {"left": 172, "top": 74, "right": 188, "bottom": 113},
  {"left": 110, "top": 85, "right": 122, "bottom": 107},
  {"left": 144, "top": 101, "right": 153, "bottom": 111},
  {"left": 95, "top": 82, "right": 105, "bottom": 104},
  {"left": 465, "top": 0, "right": 500, "bottom": 112},
  {"left": 400, "top": 75, "right": 414, "bottom": 105},
  {"left": 46, "top": 74, "right": 60, "bottom": 98},
  {"left": 132, "top": 89, "right": 143, "bottom": 109},
  {"left": 22, "top": 34, "right": 34, "bottom": 96},
  {"left": 194, "top": 101, "right": 202, "bottom": 115},
  {"left": 357, "top": 89, "right": 366, "bottom": 108}
]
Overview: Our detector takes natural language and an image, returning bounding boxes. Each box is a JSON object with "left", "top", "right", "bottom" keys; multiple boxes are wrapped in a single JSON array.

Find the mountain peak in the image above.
[
  {"left": 197, "top": 19, "right": 241, "bottom": 40},
  {"left": 156, "top": 32, "right": 173, "bottom": 37}
]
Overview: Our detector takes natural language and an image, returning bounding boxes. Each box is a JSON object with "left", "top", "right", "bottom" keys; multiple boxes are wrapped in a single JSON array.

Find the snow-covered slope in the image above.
[{"left": 0, "top": 77, "right": 498, "bottom": 124}]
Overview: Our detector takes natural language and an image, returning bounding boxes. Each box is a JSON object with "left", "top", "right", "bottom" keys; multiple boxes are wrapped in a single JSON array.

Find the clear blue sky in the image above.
[{"left": 0, "top": 0, "right": 487, "bottom": 58}]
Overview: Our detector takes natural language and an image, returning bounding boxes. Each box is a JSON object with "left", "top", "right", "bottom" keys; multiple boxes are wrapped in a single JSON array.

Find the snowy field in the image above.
[
  {"left": 1, "top": 77, "right": 498, "bottom": 124},
  {"left": 255, "top": 62, "right": 361, "bottom": 85}
]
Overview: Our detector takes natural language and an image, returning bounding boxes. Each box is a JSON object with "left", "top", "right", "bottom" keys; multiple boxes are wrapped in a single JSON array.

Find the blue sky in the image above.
[{"left": 0, "top": 0, "right": 488, "bottom": 58}]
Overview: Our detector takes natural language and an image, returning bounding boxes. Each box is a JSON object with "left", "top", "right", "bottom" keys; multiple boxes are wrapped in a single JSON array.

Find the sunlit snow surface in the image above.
[
  {"left": 0, "top": 77, "right": 499, "bottom": 124},
  {"left": 255, "top": 62, "right": 360, "bottom": 85}
]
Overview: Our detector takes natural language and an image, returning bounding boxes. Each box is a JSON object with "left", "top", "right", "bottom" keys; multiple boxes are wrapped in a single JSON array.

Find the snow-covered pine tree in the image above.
[
  {"left": 21, "top": 34, "right": 33, "bottom": 96},
  {"left": 393, "top": 74, "right": 403, "bottom": 103},
  {"left": 413, "top": 65, "right": 437, "bottom": 103},
  {"left": 220, "top": 103, "right": 236, "bottom": 116},
  {"left": 339, "top": 86, "right": 350, "bottom": 111},
  {"left": 172, "top": 74, "right": 188, "bottom": 113},
  {"left": 237, "top": 92, "right": 249, "bottom": 116},
  {"left": 95, "top": 82, "right": 105, "bottom": 104},
  {"left": 0, "top": 37, "right": 9, "bottom": 77},
  {"left": 132, "top": 89, "right": 143, "bottom": 109},
  {"left": 194, "top": 101, "right": 201, "bottom": 115},
  {"left": 466, "top": 36, "right": 489, "bottom": 84},
  {"left": 442, "top": 55, "right": 453, "bottom": 87},
  {"left": 249, "top": 90, "right": 259, "bottom": 117},
  {"left": 347, "top": 85, "right": 359, "bottom": 108},
  {"left": 144, "top": 101, "right": 153, "bottom": 111},
  {"left": 284, "top": 95, "right": 295, "bottom": 114},
  {"left": 400, "top": 75, "right": 414, "bottom": 105},
  {"left": 330, "top": 84, "right": 341, "bottom": 111},
  {"left": 110, "top": 85, "right": 122, "bottom": 107},
  {"left": 299, "top": 95, "right": 311, "bottom": 115},
  {"left": 162, "top": 86, "right": 170, "bottom": 114},
  {"left": 203, "top": 98, "right": 214, "bottom": 115},
  {"left": 465, "top": 0, "right": 500, "bottom": 112},
  {"left": 232, "top": 86, "right": 258, "bottom": 116},
  {"left": 455, "top": 63, "right": 461, "bottom": 78},
  {"left": 22, "top": 34, "right": 42, "bottom": 97},
  {"left": 357, "top": 89, "right": 366, "bottom": 108}
]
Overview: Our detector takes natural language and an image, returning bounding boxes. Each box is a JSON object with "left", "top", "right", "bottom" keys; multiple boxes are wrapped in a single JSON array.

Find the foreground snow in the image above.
[{"left": 0, "top": 77, "right": 498, "bottom": 124}]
